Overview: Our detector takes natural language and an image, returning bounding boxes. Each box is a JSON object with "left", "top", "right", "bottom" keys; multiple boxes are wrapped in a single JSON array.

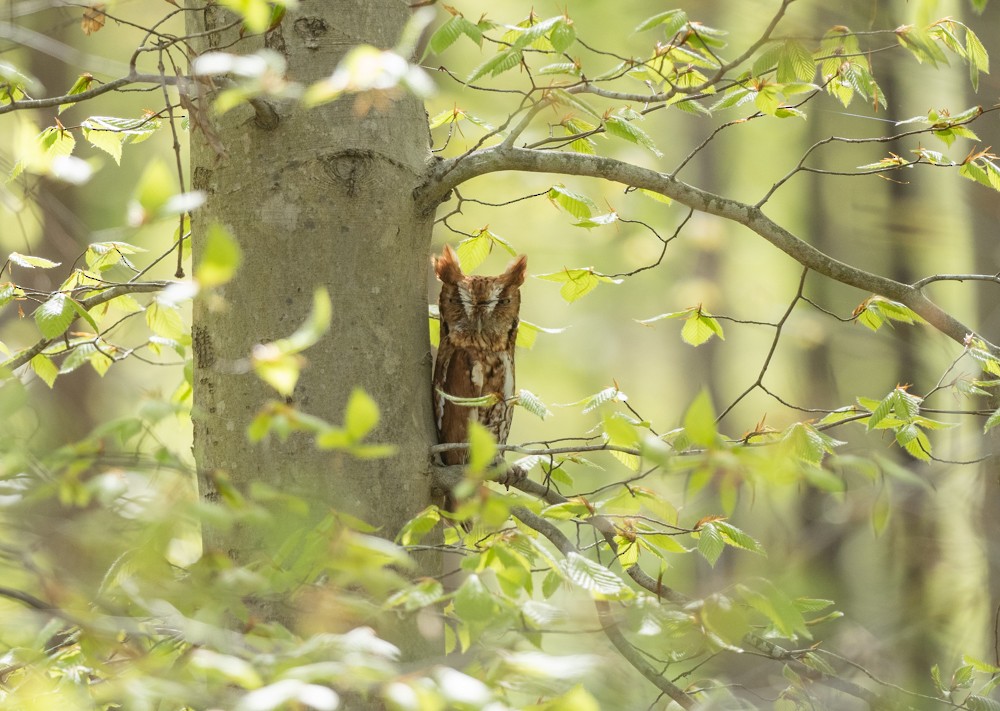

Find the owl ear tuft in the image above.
[
  {"left": 434, "top": 244, "right": 464, "bottom": 284},
  {"left": 502, "top": 254, "right": 527, "bottom": 287}
]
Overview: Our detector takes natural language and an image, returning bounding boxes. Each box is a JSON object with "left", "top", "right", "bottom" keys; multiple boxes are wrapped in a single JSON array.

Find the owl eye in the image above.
[
  {"left": 497, "top": 297, "right": 511, "bottom": 306},
  {"left": 449, "top": 297, "right": 462, "bottom": 304}
]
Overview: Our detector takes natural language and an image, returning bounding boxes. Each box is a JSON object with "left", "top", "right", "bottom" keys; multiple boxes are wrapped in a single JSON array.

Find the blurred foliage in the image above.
[{"left": 2, "top": 0, "right": 1000, "bottom": 709}]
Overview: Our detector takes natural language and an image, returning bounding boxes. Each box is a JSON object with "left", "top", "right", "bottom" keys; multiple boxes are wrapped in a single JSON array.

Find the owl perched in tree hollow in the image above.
[{"left": 433, "top": 245, "right": 528, "bottom": 515}]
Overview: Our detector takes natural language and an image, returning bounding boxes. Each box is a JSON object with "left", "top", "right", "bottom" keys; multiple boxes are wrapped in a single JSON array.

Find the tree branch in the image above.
[
  {"left": 432, "top": 463, "right": 689, "bottom": 604},
  {"left": 0, "top": 73, "right": 186, "bottom": 115},
  {"left": 2, "top": 281, "right": 174, "bottom": 372},
  {"left": 510, "top": 506, "right": 696, "bottom": 709},
  {"left": 417, "top": 146, "right": 994, "bottom": 353}
]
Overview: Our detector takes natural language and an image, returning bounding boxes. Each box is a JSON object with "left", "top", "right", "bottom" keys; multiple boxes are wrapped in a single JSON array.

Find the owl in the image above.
[{"left": 433, "top": 245, "right": 527, "bottom": 516}]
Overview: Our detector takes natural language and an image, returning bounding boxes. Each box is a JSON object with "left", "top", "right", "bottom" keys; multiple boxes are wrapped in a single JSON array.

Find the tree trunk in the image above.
[{"left": 186, "top": 1, "right": 435, "bottom": 556}]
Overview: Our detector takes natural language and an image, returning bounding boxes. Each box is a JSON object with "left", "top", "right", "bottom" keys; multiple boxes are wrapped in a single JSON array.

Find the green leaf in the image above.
[
  {"left": 549, "top": 90, "right": 603, "bottom": 119},
  {"left": 8, "top": 252, "right": 60, "bottom": 269},
  {"left": 739, "top": 579, "right": 811, "bottom": 640},
  {"left": 271, "top": 288, "right": 332, "bottom": 355},
  {"left": 30, "top": 354, "right": 58, "bottom": 388},
  {"left": 454, "top": 574, "right": 496, "bottom": 622},
  {"left": 965, "top": 28, "right": 989, "bottom": 92},
  {"left": 435, "top": 389, "right": 499, "bottom": 409},
  {"left": 0, "top": 60, "right": 41, "bottom": 103},
  {"left": 561, "top": 552, "right": 631, "bottom": 599},
  {"left": 714, "top": 521, "right": 766, "bottom": 556},
  {"left": 515, "top": 320, "right": 565, "bottom": 349},
  {"left": 535, "top": 268, "right": 622, "bottom": 303},
  {"left": 604, "top": 116, "right": 663, "bottom": 157},
  {"left": 0, "top": 283, "right": 20, "bottom": 307},
  {"left": 697, "top": 522, "right": 725, "bottom": 566},
  {"left": 985, "top": 405, "right": 1000, "bottom": 433},
  {"left": 456, "top": 228, "right": 493, "bottom": 274},
  {"left": 753, "top": 84, "right": 781, "bottom": 115},
  {"left": 68, "top": 296, "right": 99, "bottom": 334},
  {"left": 396, "top": 507, "right": 442, "bottom": 547},
  {"left": 781, "top": 422, "right": 844, "bottom": 465},
  {"left": 517, "top": 389, "right": 552, "bottom": 419},
  {"left": 634, "top": 9, "right": 687, "bottom": 35},
  {"left": 539, "top": 62, "right": 580, "bottom": 76},
  {"left": 85, "top": 241, "right": 145, "bottom": 272},
  {"left": 196, "top": 223, "right": 243, "bottom": 287},
  {"left": 681, "top": 310, "right": 724, "bottom": 346},
  {"left": 467, "top": 47, "right": 522, "bottom": 83},
  {"left": 428, "top": 16, "right": 465, "bottom": 55},
  {"left": 145, "top": 299, "right": 185, "bottom": 339},
  {"left": 683, "top": 389, "right": 717, "bottom": 447},
  {"left": 128, "top": 159, "right": 175, "bottom": 225},
  {"left": 778, "top": 41, "right": 816, "bottom": 82},
  {"left": 344, "top": 388, "right": 380, "bottom": 440},
  {"left": 251, "top": 291, "right": 331, "bottom": 396},
  {"left": 59, "top": 73, "right": 94, "bottom": 114},
  {"left": 967, "top": 696, "right": 1000, "bottom": 711},
  {"left": 752, "top": 43, "right": 783, "bottom": 78},
  {"left": 467, "top": 420, "right": 497, "bottom": 475},
  {"left": 541, "top": 500, "right": 593, "bottom": 520},
  {"left": 568, "top": 385, "right": 627, "bottom": 414},
  {"left": 549, "top": 18, "right": 576, "bottom": 52},
  {"left": 34, "top": 293, "right": 76, "bottom": 339},
  {"left": 547, "top": 185, "right": 598, "bottom": 218},
  {"left": 572, "top": 212, "right": 619, "bottom": 229},
  {"left": 83, "top": 125, "right": 124, "bottom": 164},
  {"left": 218, "top": 0, "right": 273, "bottom": 33}
]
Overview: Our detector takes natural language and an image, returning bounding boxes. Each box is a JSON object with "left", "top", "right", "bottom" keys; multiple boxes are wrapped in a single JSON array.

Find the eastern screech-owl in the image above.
[{"left": 433, "top": 245, "right": 527, "bottom": 513}]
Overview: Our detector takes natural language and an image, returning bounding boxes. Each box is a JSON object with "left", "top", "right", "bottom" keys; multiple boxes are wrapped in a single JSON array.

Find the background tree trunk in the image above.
[{"left": 186, "top": 0, "right": 435, "bottom": 558}]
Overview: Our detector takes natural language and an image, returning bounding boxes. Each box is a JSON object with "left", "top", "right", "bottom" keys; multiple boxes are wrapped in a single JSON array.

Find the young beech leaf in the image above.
[
  {"left": 516, "top": 389, "right": 552, "bottom": 419},
  {"left": 561, "top": 552, "right": 632, "bottom": 599},
  {"left": 696, "top": 522, "right": 725, "bottom": 566},
  {"left": 714, "top": 521, "right": 767, "bottom": 556},
  {"left": 466, "top": 420, "right": 497, "bottom": 475},
  {"left": 8, "top": 252, "right": 60, "bottom": 269},
  {"left": 738, "top": 579, "right": 811, "bottom": 640},
  {"left": 515, "top": 320, "right": 566, "bottom": 349},
  {"left": 604, "top": 116, "right": 663, "bottom": 157},
  {"left": 683, "top": 389, "right": 718, "bottom": 447},
  {"left": 455, "top": 230, "right": 492, "bottom": 272},
  {"left": 30, "top": 353, "right": 58, "bottom": 388},
  {"left": 535, "top": 268, "right": 622, "bottom": 303},
  {"left": 33, "top": 293, "right": 76, "bottom": 339},
  {"left": 58, "top": 73, "right": 94, "bottom": 114},
  {"left": 196, "top": 223, "right": 243, "bottom": 287},
  {"left": 145, "top": 299, "right": 185, "bottom": 339},
  {"left": 634, "top": 9, "right": 688, "bottom": 35},
  {"left": 396, "top": 507, "right": 442, "bottom": 547},
  {"left": 547, "top": 185, "right": 598, "bottom": 218},
  {"left": 344, "top": 388, "right": 380, "bottom": 441}
]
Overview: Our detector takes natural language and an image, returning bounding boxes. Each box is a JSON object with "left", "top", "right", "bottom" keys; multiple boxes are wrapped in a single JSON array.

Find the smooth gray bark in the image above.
[{"left": 186, "top": 1, "right": 436, "bottom": 550}]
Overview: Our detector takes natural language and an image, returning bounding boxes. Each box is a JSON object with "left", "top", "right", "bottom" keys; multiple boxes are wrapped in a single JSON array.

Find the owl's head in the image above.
[{"left": 435, "top": 245, "right": 527, "bottom": 338}]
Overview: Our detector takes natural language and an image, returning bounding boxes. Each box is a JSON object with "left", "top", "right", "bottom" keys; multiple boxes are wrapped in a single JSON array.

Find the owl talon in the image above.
[{"left": 499, "top": 463, "right": 528, "bottom": 490}]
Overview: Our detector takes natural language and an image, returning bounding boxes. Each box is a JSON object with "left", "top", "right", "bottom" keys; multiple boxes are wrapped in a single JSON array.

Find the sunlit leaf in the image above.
[
  {"left": 561, "top": 552, "right": 632, "bottom": 599},
  {"left": 683, "top": 389, "right": 717, "bottom": 447},
  {"left": 8, "top": 252, "right": 60, "bottom": 269},
  {"left": 59, "top": 73, "right": 94, "bottom": 114},
  {"left": 344, "top": 388, "right": 380, "bottom": 440},
  {"left": 196, "top": 223, "right": 243, "bottom": 287},
  {"left": 467, "top": 420, "right": 497, "bottom": 474},
  {"left": 30, "top": 353, "right": 58, "bottom": 387},
  {"left": 547, "top": 185, "right": 598, "bottom": 218}
]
